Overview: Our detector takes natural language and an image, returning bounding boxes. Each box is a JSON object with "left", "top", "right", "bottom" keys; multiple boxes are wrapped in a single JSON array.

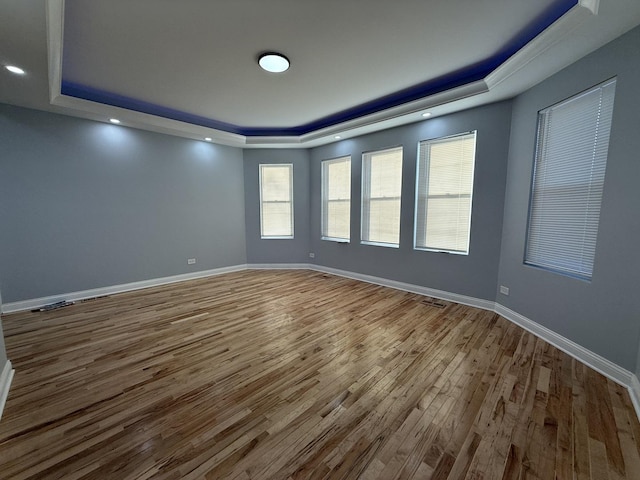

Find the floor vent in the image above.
[
  {"left": 421, "top": 297, "right": 448, "bottom": 309},
  {"left": 79, "top": 295, "right": 109, "bottom": 303},
  {"left": 31, "top": 300, "right": 75, "bottom": 312}
]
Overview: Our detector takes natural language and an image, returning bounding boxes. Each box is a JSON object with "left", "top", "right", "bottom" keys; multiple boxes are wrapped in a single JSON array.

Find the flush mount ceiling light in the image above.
[
  {"left": 109, "top": 118, "right": 121, "bottom": 124},
  {"left": 5, "top": 65, "right": 25, "bottom": 75},
  {"left": 204, "top": 137, "right": 212, "bottom": 142},
  {"left": 258, "top": 52, "right": 290, "bottom": 73},
  {"left": 422, "top": 112, "right": 432, "bottom": 118}
]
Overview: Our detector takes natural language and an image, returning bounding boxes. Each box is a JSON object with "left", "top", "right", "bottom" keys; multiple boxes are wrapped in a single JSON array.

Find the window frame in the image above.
[
  {"left": 413, "top": 131, "right": 477, "bottom": 255},
  {"left": 524, "top": 78, "right": 616, "bottom": 280},
  {"left": 259, "top": 163, "right": 294, "bottom": 239},
  {"left": 321, "top": 155, "right": 351, "bottom": 243},
  {"left": 360, "top": 146, "right": 403, "bottom": 248}
]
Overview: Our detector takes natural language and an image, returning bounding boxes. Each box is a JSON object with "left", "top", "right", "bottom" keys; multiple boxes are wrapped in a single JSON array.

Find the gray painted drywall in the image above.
[
  {"left": 244, "top": 149, "right": 311, "bottom": 264},
  {"left": 309, "top": 101, "right": 512, "bottom": 301},
  {"left": 497, "top": 25, "right": 640, "bottom": 371},
  {"left": 0, "top": 104, "right": 247, "bottom": 303}
]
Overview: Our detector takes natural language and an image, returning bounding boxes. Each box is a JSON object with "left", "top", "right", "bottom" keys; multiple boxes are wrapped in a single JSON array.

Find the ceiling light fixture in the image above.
[
  {"left": 422, "top": 112, "right": 432, "bottom": 118},
  {"left": 204, "top": 137, "right": 212, "bottom": 142},
  {"left": 5, "top": 65, "right": 25, "bottom": 75},
  {"left": 258, "top": 52, "right": 290, "bottom": 73},
  {"left": 109, "top": 118, "right": 121, "bottom": 124},
  {"left": 334, "top": 136, "right": 341, "bottom": 140}
]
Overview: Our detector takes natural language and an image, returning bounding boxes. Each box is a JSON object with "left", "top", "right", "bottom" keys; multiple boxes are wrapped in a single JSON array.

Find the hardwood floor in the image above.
[{"left": 0, "top": 269, "right": 639, "bottom": 479}]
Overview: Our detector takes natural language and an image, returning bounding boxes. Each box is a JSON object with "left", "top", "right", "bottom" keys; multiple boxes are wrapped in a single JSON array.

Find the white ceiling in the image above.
[{"left": 1, "top": 0, "right": 640, "bottom": 148}]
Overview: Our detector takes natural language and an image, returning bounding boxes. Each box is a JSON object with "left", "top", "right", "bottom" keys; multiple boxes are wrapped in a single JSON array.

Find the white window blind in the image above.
[
  {"left": 415, "top": 132, "right": 476, "bottom": 254},
  {"left": 259, "top": 164, "right": 293, "bottom": 238},
  {"left": 525, "top": 78, "right": 616, "bottom": 280},
  {"left": 361, "top": 147, "right": 403, "bottom": 246},
  {"left": 321, "top": 156, "right": 351, "bottom": 241}
]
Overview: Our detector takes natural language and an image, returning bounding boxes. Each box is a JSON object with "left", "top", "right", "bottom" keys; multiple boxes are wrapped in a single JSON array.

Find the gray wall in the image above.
[
  {"left": 309, "top": 101, "right": 512, "bottom": 301},
  {"left": 2, "top": 27, "right": 640, "bottom": 379},
  {"left": 243, "top": 149, "right": 311, "bottom": 264},
  {"left": 497, "top": 26, "right": 640, "bottom": 372},
  {"left": 0, "top": 104, "right": 247, "bottom": 303}
]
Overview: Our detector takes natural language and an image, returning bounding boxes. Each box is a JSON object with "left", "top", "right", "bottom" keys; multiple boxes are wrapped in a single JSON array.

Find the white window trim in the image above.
[
  {"left": 321, "top": 156, "right": 351, "bottom": 242},
  {"left": 524, "top": 78, "right": 616, "bottom": 280},
  {"left": 413, "top": 131, "right": 477, "bottom": 255},
  {"left": 360, "top": 146, "right": 403, "bottom": 248},
  {"left": 259, "top": 163, "right": 294, "bottom": 239}
]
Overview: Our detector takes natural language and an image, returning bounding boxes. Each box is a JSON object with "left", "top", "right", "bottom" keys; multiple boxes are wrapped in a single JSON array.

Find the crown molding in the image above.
[{"left": 45, "top": 0, "right": 597, "bottom": 149}]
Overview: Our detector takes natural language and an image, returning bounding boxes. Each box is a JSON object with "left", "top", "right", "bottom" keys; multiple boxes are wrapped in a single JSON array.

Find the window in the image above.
[
  {"left": 415, "top": 132, "right": 476, "bottom": 254},
  {"left": 259, "top": 164, "right": 293, "bottom": 238},
  {"left": 525, "top": 78, "right": 616, "bottom": 280},
  {"left": 361, "top": 146, "right": 403, "bottom": 246},
  {"left": 321, "top": 156, "right": 351, "bottom": 241}
]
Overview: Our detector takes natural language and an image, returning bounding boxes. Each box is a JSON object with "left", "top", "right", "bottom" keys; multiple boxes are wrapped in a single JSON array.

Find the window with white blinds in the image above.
[
  {"left": 415, "top": 132, "right": 476, "bottom": 254},
  {"left": 361, "top": 147, "right": 403, "bottom": 247},
  {"left": 321, "top": 156, "right": 351, "bottom": 241},
  {"left": 525, "top": 78, "right": 616, "bottom": 280},
  {"left": 259, "top": 164, "right": 293, "bottom": 239}
]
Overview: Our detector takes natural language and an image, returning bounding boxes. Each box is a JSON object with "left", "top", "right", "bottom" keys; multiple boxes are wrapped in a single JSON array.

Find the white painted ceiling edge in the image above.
[{"left": 43, "top": 0, "right": 637, "bottom": 149}]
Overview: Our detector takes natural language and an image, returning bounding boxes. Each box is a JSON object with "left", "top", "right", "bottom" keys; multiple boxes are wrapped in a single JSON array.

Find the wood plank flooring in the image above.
[{"left": 0, "top": 269, "right": 639, "bottom": 479}]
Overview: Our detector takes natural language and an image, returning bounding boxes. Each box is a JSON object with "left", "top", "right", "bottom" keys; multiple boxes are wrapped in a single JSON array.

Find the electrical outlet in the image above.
[
  {"left": 309, "top": 253, "right": 315, "bottom": 258},
  {"left": 500, "top": 285, "right": 509, "bottom": 295},
  {"left": 188, "top": 258, "right": 196, "bottom": 265}
]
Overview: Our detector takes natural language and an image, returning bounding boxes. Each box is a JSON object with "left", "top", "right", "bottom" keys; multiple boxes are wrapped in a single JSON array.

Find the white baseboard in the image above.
[
  {"left": 247, "top": 263, "right": 311, "bottom": 270},
  {"left": 1, "top": 264, "right": 248, "bottom": 314},
  {"left": 494, "top": 303, "right": 634, "bottom": 387},
  {"left": 0, "top": 360, "right": 14, "bottom": 421},
  {"left": 307, "top": 267, "right": 640, "bottom": 420},
  {"left": 630, "top": 375, "right": 640, "bottom": 422},
  {"left": 1, "top": 263, "right": 638, "bottom": 421},
  {"left": 309, "top": 264, "right": 496, "bottom": 311}
]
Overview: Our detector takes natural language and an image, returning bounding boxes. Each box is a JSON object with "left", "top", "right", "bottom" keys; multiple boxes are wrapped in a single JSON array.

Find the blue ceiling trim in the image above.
[{"left": 61, "top": 0, "right": 577, "bottom": 138}]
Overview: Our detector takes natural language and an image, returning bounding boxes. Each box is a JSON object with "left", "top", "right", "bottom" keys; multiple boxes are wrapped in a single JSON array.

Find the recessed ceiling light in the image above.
[
  {"left": 258, "top": 53, "right": 290, "bottom": 73},
  {"left": 109, "top": 118, "right": 121, "bottom": 124},
  {"left": 5, "top": 65, "right": 25, "bottom": 75},
  {"left": 334, "top": 136, "right": 341, "bottom": 140},
  {"left": 422, "top": 112, "right": 432, "bottom": 118},
  {"left": 204, "top": 137, "right": 212, "bottom": 142}
]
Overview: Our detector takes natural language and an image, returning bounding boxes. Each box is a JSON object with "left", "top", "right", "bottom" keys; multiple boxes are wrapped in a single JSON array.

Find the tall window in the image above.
[
  {"left": 414, "top": 132, "right": 476, "bottom": 254},
  {"left": 361, "top": 147, "right": 403, "bottom": 247},
  {"left": 259, "top": 164, "right": 293, "bottom": 239},
  {"left": 525, "top": 78, "right": 616, "bottom": 280},
  {"left": 321, "top": 156, "right": 351, "bottom": 241}
]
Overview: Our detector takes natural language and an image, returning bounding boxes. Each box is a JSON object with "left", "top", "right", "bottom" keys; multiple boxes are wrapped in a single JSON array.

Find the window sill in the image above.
[
  {"left": 361, "top": 241, "right": 399, "bottom": 249},
  {"left": 414, "top": 246, "right": 468, "bottom": 256},
  {"left": 321, "top": 237, "right": 350, "bottom": 244}
]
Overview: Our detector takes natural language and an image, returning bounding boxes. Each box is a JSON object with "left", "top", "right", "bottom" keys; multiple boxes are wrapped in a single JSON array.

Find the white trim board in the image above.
[
  {"left": 630, "top": 375, "right": 640, "bottom": 422},
  {"left": 307, "top": 265, "right": 640, "bottom": 421},
  {"left": 246, "top": 263, "right": 311, "bottom": 270},
  {"left": 1, "top": 262, "right": 638, "bottom": 420},
  {"left": 308, "top": 264, "right": 496, "bottom": 311},
  {"left": 495, "top": 303, "right": 640, "bottom": 420},
  {"left": 494, "top": 303, "right": 634, "bottom": 387},
  {"left": 1, "top": 264, "right": 247, "bottom": 314},
  {"left": 0, "top": 360, "right": 15, "bottom": 421}
]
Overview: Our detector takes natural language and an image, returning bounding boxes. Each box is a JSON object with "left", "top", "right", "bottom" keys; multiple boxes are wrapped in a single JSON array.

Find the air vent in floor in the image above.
[{"left": 421, "top": 297, "right": 449, "bottom": 309}]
